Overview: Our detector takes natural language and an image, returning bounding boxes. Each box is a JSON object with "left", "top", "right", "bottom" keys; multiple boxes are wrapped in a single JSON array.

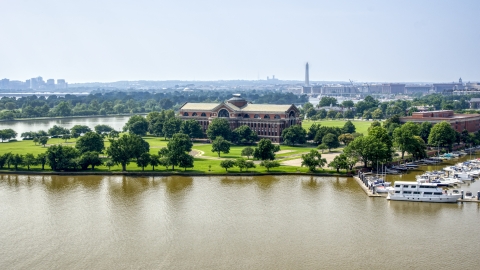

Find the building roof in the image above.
[
  {"left": 180, "top": 102, "right": 294, "bottom": 113},
  {"left": 241, "top": 104, "right": 293, "bottom": 112},
  {"left": 469, "top": 98, "right": 480, "bottom": 102},
  {"left": 179, "top": 103, "right": 220, "bottom": 111}
]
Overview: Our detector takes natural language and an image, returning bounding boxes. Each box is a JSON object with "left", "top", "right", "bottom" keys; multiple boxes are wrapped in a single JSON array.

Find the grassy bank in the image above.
[
  {"left": 302, "top": 119, "right": 375, "bottom": 135},
  {"left": 0, "top": 136, "right": 345, "bottom": 174}
]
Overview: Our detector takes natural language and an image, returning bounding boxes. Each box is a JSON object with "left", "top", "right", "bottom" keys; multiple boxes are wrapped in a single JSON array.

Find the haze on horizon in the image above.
[{"left": 0, "top": 0, "right": 479, "bottom": 84}]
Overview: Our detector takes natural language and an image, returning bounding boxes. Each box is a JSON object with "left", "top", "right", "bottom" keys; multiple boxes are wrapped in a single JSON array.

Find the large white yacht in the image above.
[{"left": 387, "top": 181, "right": 462, "bottom": 203}]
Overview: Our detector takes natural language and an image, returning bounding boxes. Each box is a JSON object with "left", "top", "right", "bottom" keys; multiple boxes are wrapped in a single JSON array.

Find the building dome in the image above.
[{"left": 227, "top": 94, "right": 248, "bottom": 107}]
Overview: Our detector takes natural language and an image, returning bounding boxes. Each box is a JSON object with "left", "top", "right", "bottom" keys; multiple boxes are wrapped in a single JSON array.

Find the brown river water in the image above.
[{"left": 1, "top": 171, "right": 479, "bottom": 269}]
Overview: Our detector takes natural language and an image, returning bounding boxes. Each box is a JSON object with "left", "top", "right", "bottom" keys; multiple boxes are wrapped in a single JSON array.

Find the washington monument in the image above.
[{"left": 305, "top": 62, "right": 309, "bottom": 86}]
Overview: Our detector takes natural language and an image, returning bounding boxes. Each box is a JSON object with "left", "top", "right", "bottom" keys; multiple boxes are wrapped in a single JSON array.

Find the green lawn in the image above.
[
  {"left": 302, "top": 119, "right": 377, "bottom": 135},
  {"left": 0, "top": 136, "right": 345, "bottom": 174}
]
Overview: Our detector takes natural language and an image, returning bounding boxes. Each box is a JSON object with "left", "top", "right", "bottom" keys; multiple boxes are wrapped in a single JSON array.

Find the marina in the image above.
[{"left": 356, "top": 150, "right": 480, "bottom": 203}]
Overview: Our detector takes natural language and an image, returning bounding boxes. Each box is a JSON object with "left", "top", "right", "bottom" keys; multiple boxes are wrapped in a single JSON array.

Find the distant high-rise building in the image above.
[
  {"left": 30, "top": 78, "right": 38, "bottom": 89},
  {"left": 56, "top": 79, "right": 67, "bottom": 89},
  {"left": 0, "top": 78, "right": 9, "bottom": 89},
  {"left": 305, "top": 62, "right": 309, "bottom": 86},
  {"left": 46, "top": 79, "right": 55, "bottom": 89}
]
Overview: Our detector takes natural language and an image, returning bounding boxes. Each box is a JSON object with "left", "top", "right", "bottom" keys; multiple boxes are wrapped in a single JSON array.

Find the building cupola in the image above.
[{"left": 227, "top": 94, "right": 248, "bottom": 108}]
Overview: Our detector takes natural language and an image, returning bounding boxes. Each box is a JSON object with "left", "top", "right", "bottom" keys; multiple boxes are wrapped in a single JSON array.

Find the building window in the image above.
[
  {"left": 264, "top": 115, "right": 270, "bottom": 119},
  {"left": 244, "top": 114, "right": 250, "bottom": 118},
  {"left": 254, "top": 114, "right": 260, "bottom": 118},
  {"left": 201, "top": 112, "right": 206, "bottom": 117},
  {"left": 183, "top": 112, "right": 189, "bottom": 116},
  {"left": 218, "top": 109, "right": 230, "bottom": 118},
  {"left": 192, "top": 112, "right": 197, "bottom": 116},
  {"left": 274, "top": 114, "right": 280, "bottom": 119}
]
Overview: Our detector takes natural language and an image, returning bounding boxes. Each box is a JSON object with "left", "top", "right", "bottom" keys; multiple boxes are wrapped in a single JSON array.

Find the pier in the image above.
[{"left": 353, "top": 174, "right": 382, "bottom": 197}]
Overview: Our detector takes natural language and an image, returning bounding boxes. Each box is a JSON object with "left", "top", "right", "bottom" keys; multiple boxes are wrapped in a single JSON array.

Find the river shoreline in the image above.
[
  {"left": 0, "top": 113, "right": 147, "bottom": 123},
  {"left": 0, "top": 170, "right": 352, "bottom": 177}
]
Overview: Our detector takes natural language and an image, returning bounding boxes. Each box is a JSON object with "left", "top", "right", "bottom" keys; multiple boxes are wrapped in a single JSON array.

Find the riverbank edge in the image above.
[
  {"left": 0, "top": 170, "right": 353, "bottom": 177},
  {"left": 0, "top": 113, "right": 147, "bottom": 123}
]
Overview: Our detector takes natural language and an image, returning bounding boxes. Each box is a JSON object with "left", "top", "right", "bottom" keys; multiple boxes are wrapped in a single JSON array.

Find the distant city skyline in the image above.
[{"left": 1, "top": 0, "right": 479, "bottom": 83}]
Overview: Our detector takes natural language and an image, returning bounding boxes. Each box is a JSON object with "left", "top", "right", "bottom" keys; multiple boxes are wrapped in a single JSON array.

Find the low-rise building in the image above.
[
  {"left": 399, "top": 110, "right": 480, "bottom": 133},
  {"left": 178, "top": 94, "right": 301, "bottom": 143}
]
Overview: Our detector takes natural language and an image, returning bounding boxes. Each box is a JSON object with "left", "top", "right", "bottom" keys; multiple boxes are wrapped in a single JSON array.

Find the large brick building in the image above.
[
  {"left": 178, "top": 94, "right": 301, "bottom": 143},
  {"left": 399, "top": 110, "right": 480, "bottom": 133}
]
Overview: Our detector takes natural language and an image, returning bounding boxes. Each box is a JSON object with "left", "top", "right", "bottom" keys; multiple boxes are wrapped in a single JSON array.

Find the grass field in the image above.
[
  {"left": 0, "top": 136, "right": 343, "bottom": 174},
  {"left": 302, "top": 119, "right": 377, "bottom": 135}
]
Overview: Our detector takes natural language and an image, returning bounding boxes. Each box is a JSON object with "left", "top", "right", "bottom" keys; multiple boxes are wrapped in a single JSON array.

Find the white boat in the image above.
[
  {"left": 464, "top": 191, "right": 474, "bottom": 200},
  {"left": 387, "top": 181, "right": 461, "bottom": 203}
]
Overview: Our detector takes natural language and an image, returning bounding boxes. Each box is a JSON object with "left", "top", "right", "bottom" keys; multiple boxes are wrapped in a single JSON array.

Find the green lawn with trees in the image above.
[{"left": 302, "top": 120, "right": 372, "bottom": 135}]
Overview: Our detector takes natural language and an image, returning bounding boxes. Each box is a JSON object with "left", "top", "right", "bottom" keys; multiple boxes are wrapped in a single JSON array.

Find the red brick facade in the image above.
[
  {"left": 178, "top": 95, "right": 301, "bottom": 143},
  {"left": 400, "top": 110, "right": 480, "bottom": 133}
]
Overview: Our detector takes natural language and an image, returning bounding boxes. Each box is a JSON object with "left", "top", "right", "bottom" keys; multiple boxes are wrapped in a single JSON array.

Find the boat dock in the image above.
[{"left": 353, "top": 175, "right": 382, "bottom": 197}]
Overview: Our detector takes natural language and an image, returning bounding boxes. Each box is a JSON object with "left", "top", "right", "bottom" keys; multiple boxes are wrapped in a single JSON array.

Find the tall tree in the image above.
[
  {"left": 160, "top": 133, "right": 193, "bottom": 170},
  {"left": 211, "top": 136, "right": 231, "bottom": 157},
  {"left": 78, "top": 151, "right": 103, "bottom": 170},
  {"left": 428, "top": 121, "right": 456, "bottom": 149},
  {"left": 75, "top": 132, "right": 105, "bottom": 154},
  {"left": 46, "top": 145, "right": 80, "bottom": 171},
  {"left": 123, "top": 115, "right": 149, "bottom": 136},
  {"left": 253, "top": 139, "right": 279, "bottom": 160},
  {"left": 162, "top": 117, "right": 182, "bottom": 139},
  {"left": 206, "top": 118, "right": 231, "bottom": 141},
  {"left": 344, "top": 136, "right": 389, "bottom": 167},
  {"left": 106, "top": 134, "right": 149, "bottom": 171},
  {"left": 241, "top": 146, "right": 254, "bottom": 159},
  {"left": 281, "top": 125, "right": 306, "bottom": 146},
  {"left": 0, "top": 129, "right": 17, "bottom": 142},
  {"left": 342, "top": 120, "right": 356, "bottom": 134},
  {"left": 94, "top": 124, "right": 114, "bottom": 135},
  {"left": 393, "top": 122, "right": 420, "bottom": 159},
  {"left": 232, "top": 125, "right": 258, "bottom": 144},
  {"left": 180, "top": 119, "right": 204, "bottom": 139},
  {"left": 328, "top": 154, "right": 348, "bottom": 173},
  {"left": 70, "top": 125, "right": 92, "bottom": 136},
  {"left": 301, "top": 150, "right": 327, "bottom": 172},
  {"left": 419, "top": 122, "right": 433, "bottom": 143},
  {"left": 24, "top": 153, "right": 37, "bottom": 170},
  {"left": 136, "top": 152, "right": 151, "bottom": 171},
  {"left": 322, "top": 133, "right": 340, "bottom": 151}
]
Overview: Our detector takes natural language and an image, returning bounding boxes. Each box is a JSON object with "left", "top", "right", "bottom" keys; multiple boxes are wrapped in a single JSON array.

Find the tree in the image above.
[
  {"left": 317, "top": 144, "right": 328, "bottom": 153},
  {"left": 428, "top": 121, "right": 456, "bottom": 150},
  {"left": 253, "top": 138, "right": 279, "bottom": 160},
  {"left": 307, "top": 123, "right": 321, "bottom": 140},
  {"left": 180, "top": 119, "right": 204, "bottom": 139},
  {"left": 319, "top": 97, "right": 338, "bottom": 107},
  {"left": 327, "top": 110, "right": 337, "bottom": 119},
  {"left": 36, "top": 153, "right": 47, "bottom": 170},
  {"left": 123, "top": 115, "right": 149, "bottom": 136},
  {"left": 344, "top": 136, "right": 389, "bottom": 167},
  {"left": 146, "top": 110, "right": 167, "bottom": 136},
  {"left": 220, "top": 160, "right": 235, "bottom": 172},
  {"left": 106, "top": 134, "right": 149, "bottom": 171},
  {"left": 410, "top": 136, "right": 427, "bottom": 160},
  {"left": 206, "top": 118, "right": 231, "bottom": 141},
  {"left": 48, "top": 125, "right": 69, "bottom": 137},
  {"left": 235, "top": 158, "right": 247, "bottom": 172},
  {"left": 54, "top": 101, "right": 72, "bottom": 116},
  {"left": 46, "top": 145, "right": 80, "bottom": 171},
  {"left": 3, "top": 153, "right": 12, "bottom": 169},
  {"left": 392, "top": 122, "right": 420, "bottom": 159},
  {"left": 160, "top": 133, "right": 193, "bottom": 170},
  {"left": 369, "top": 126, "right": 393, "bottom": 156},
  {"left": 328, "top": 154, "right": 349, "bottom": 173},
  {"left": 75, "top": 132, "right": 105, "bottom": 154},
  {"left": 343, "top": 110, "right": 354, "bottom": 119},
  {"left": 342, "top": 120, "right": 356, "bottom": 134},
  {"left": 70, "top": 125, "right": 92, "bottom": 136},
  {"left": 260, "top": 160, "right": 280, "bottom": 172},
  {"left": 281, "top": 125, "right": 306, "bottom": 146},
  {"left": 211, "top": 136, "right": 231, "bottom": 157},
  {"left": 322, "top": 133, "right": 340, "bottom": 151},
  {"left": 178, "top": 154, "right": 194, "bottom": 171},
  {"left": 371, "top": 109, "right": 383, "bottom": 120},
  {"left": 62, "top": 134, "right": 71, "bottom": 142},
  {"left": 105, "top": 160, "right": 115, "bottom": 170},
  {"left": 150, "top": 154, "right": 160, "bottom": 171},
  {"left": 460, "top": 129, "right": 470, "bottom": 144},
  {"left": 338, "top": 134, "right": 354, "bottom": 145},
  {"left": 9, "top": 154, "right": 23, "bottom": 170},
  {"left": 301, "top": 150, "right": 327, "bottom": 172},
  {"left": 341, "top": 100, "right": 354, "bottom": 109},
  {"left": 245, "top": 160, "right": 255, "bottom": 172},
  {"left": 33, "top": 137, "right": 39, "bottom": 145},
  {"left": 39, "top": 136, "right": 49, "bottom": 147},
  {"left": 136, "top": 152, "right": 151, "bottom": 171},
  {"left": 94, "top": 124, "right": 114, "bottom": 135},
  {"left": 159, "top": 98, "right": 174, "bottom": 109},
  {"left": 0, "top": 129, "right": 16, "bottom": 142},
  {"left": 241, "top": 146, "right": 254, "bottom": 159},
  {"left": 419, "top": 122, "right": 432, "bottom": 143},
  {"left": 162, "top": 117, "right": 182, "bottom": 139},
  {"left": 24, "top": 153, "right": 37, "bottom": 170},
  {"left": 78, "top": 151, "right": 103, "bottom": 170},
  {"left": 232, "top": 125, "right": 258, "bottom": 144}
]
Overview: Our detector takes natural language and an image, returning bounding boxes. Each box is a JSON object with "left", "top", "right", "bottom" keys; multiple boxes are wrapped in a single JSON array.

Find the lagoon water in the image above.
[
  {"left": 1, "top": 174, "right": 479, "bottom": 269},
  {"left": 0, "top": 116, "right": 131, "bottom": 139}
]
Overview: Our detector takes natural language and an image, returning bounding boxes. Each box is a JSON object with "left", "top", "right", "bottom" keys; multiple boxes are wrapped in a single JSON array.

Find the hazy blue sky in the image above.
[{"left": 1, "top": 0, "right": 478, "bottom": 83}]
